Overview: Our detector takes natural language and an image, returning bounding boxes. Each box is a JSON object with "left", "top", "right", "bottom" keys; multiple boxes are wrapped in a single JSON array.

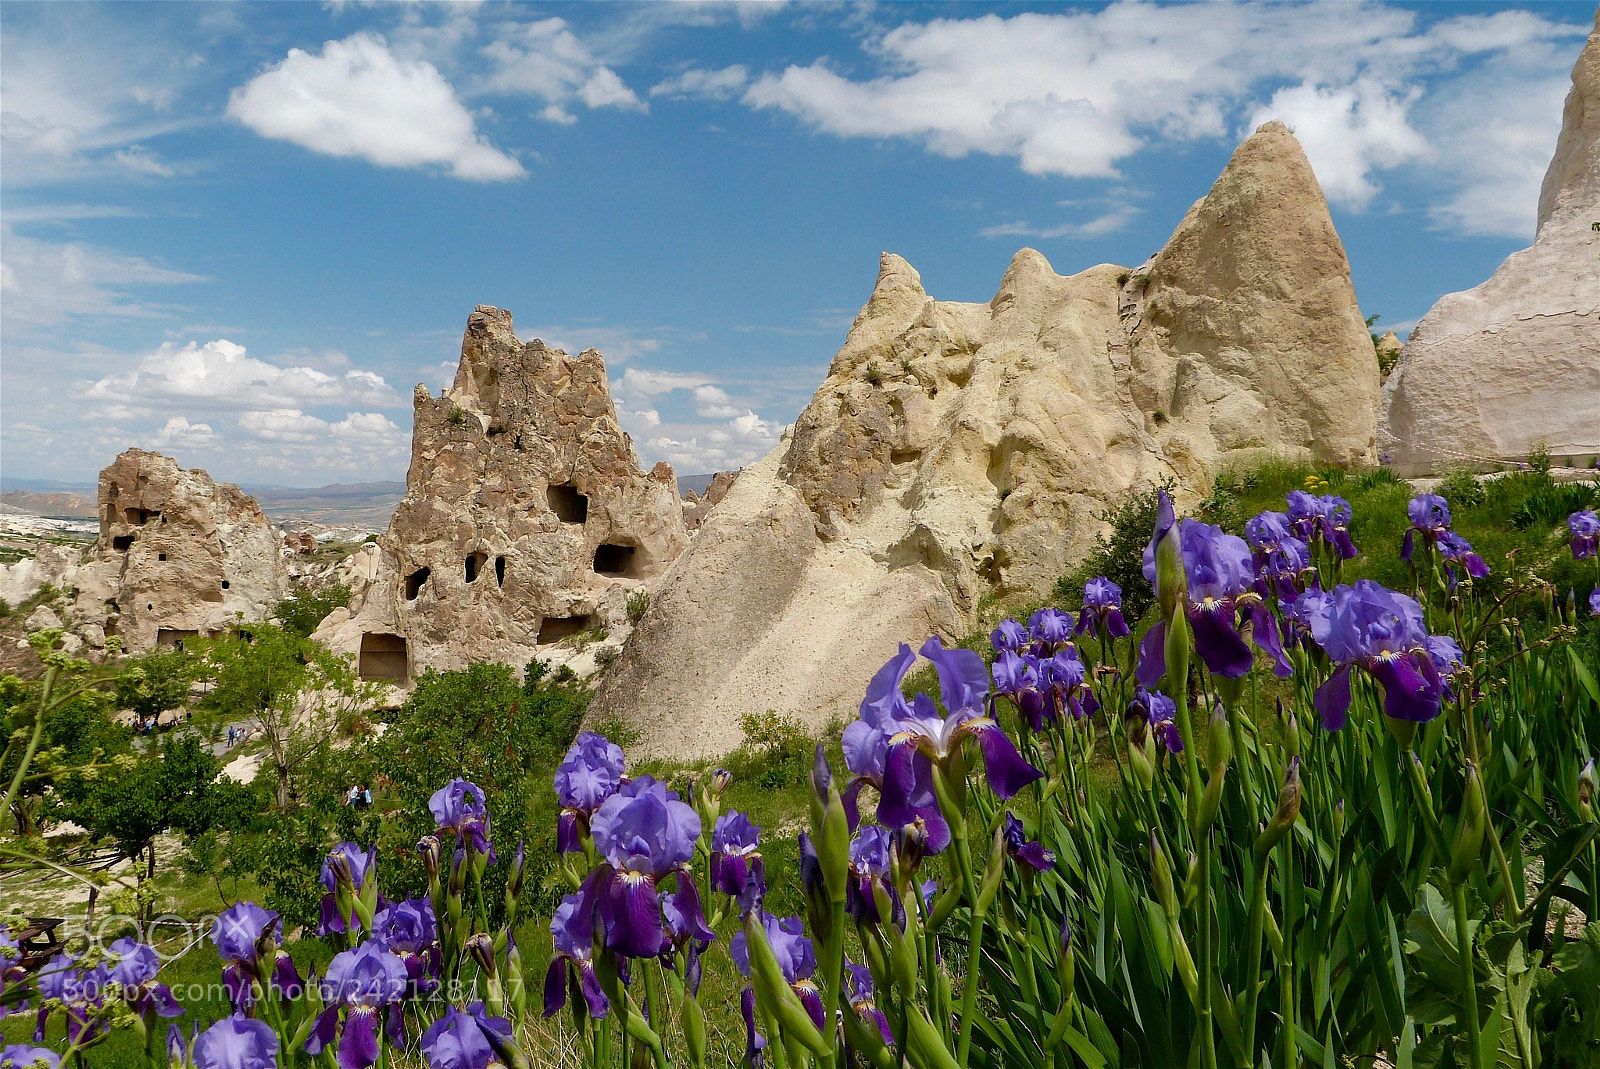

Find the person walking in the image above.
[{"left": 226, "top": 725, "right": 236, "bottom": 748}]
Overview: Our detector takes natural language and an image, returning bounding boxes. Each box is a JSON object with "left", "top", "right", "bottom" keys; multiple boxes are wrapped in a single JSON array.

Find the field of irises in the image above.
[{"left": 5, "top": 471, "right": 1600, "bottom": 1069}]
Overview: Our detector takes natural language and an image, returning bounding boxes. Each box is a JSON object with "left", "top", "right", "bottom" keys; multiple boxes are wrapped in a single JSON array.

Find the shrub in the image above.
[
  {"left": 273, "top": 583, "right": 351, "bottom": 638},
  {"left": 1436, "top": 468, "right": 1489, "bottom": 510},
  {"left": 626, "top": 589, "right": 650, "bottom": 625},
  {"left": 864, "top": 360, "right": 884, "bottom": 386},
  {"left": 727, "top": 710, "right": 816, "bottom": 791},
  {"left": 1056, "top": 478, "right": 1175, "bottom": 625}
]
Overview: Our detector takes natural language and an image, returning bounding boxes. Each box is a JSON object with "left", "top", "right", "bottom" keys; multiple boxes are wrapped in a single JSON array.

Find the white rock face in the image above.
[
  {"left": 314, "top": 307, "right": 689, "bottom": 682},
  {"left": 1381, "top": 15, "right": 1600, "bottom": 474},
  {"left": 593, "top": 122, "right": 1380, "bottom": 760}
]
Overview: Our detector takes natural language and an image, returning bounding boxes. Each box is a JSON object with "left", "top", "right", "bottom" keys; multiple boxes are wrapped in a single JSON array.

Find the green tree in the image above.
[
  {"left": 53, "top": 734, "right": 253, "bottom": 921},
  {"left": 1, "top": 673, "right": 130, "bottom": 834},
  {"left": 199, "top": 624, "right": 378, "bottom": 807},
  {"left": 366, "top": 660, "right": 588, "bottom": 915},
  {"left": 114, "top": 648, "right": 195, "bottom": 724}
]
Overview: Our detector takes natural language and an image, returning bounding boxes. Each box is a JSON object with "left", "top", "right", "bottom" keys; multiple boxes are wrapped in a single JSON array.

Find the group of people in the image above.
[{"left": 346, "top": 783, "right": 374, "bottom": 809}]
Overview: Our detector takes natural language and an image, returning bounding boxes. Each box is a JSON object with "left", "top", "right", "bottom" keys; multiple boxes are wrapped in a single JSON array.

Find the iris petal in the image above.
[
  {"left": 1189, "top": 605, "right": 1254, "bottom": 679},
  {"left": 1314, "top": 664, "right": 1354, "bottom": 731},
  {"left": 1135, "top": 621, "right": 1168, "bottom": 689},
  {"left": 966, "top": 720, "right": 1043, "bottom": 800}
]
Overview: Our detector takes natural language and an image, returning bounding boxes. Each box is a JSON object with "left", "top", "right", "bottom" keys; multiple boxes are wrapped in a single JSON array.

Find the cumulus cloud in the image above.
[
  {"left": 0, "top": 226, "right": 204, "bottom": 326},
  {"left": 650, "top": 65, "right": 750, "bottom": 100},
  {"left": 87, "top": 339, "right": 400, "bottom": 415},
  {"left": 1248, "top": 81, "right": 1429, "bottom": 208},
  {"left": 227, "top": 32, "right": 525, "bottom": 180},
  {"left": 739, "top": 3, "right": 1588, "bottom": 233},
  {"left": 150, "top": 416, "right": 216, "bottom": 449},
  {"left": 476, "top": 18, "right": 645, "bottom": 114},
  {"left": 609, "top": 366, "right": 785, "bottom": 472}
]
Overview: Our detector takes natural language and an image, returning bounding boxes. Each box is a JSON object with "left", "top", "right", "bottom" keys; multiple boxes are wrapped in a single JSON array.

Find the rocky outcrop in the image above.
[
  {"left": 683, "top": 471, "right": 738, "bottom": 530},
  {"left": 1381, "top": 15, "right": 1600, "bottom": 474},
  {"left": 593, "top": 121, "right": 1380, "bottom": 759},
  {"left": 0, "top": 450, "right": 289, "bottom": 653},
  {"left": 1124, "top": 120, "right": 1381, "bottom": 481},
  {"left": 313, "top": 307, "right": 688, "bottom": 681}
]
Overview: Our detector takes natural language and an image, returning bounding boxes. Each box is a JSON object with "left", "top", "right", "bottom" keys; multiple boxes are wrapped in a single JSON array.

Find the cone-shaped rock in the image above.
[
  {"left": 1127, "top": 120, "right": 1381, "bottom": 474},
  {"left": 1382, "top": 14, "right": 1600, "bottom": 474}
]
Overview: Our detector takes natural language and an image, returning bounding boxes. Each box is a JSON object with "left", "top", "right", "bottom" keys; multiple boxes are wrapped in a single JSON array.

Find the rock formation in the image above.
[
  {"left": 683, "top": 470, "right": 738, "bottom": 530},
  {"left": 0, "top": 450, "right": 288, "bottom": 653},
  {"left": 1374, "top": 331, "right": 1403, "bottom": 379},
  {"left": 1381, "top": 15, "right": 1600, "bottom": 474},
  {"left": 313, "top": 307, "right": 689, "bottom": 681},
  {"left": 593, "top": 121, "right": 1379, "bottom": 759}
]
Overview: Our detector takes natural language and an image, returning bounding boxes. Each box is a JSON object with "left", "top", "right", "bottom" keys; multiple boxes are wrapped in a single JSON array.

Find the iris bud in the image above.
[
  {"left": 1448, "top": 763, "right": 1487, "bottom": 883},
  {"left": 1150, "top": 832, "right": 1177, "bottom": 918},
  {"left": 167, "top": 1023, "right": 185, "bottom": 1069},
  {"left": 1254, "top": 757, "right": 1302, "bottom": 860},
  {"left": 976, "top": 823, "right": 1006, "bottom": 916},
  {"left": 895, "top": 819, "right": 929, "bottom": 886},
  {"left": 1285, "top": 713, "right": 1301, "bottom": 757},
  {"left": 711, "top": 769, "right": 734, "bottom": 797},
  {"left": 1155, "top": 518, "right": 1185, "bottom": 623},
  {"left": 1580, "top": 759, "right": 1596, "bottom": 823},
  {"left": 418, "top": 835, "right": 442, "bottom": 881},
  {"left": 1056, "top": 915, "right": 1075, "bottom": 997}
]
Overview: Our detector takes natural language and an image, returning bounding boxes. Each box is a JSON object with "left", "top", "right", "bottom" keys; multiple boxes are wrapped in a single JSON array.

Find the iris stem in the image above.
[
  {"left": 1450, "top": 879, "right": 1484, "bottom": 1069},
  {"left": 1239, "top": 851, "right": 1269, "bottom": 1068}
]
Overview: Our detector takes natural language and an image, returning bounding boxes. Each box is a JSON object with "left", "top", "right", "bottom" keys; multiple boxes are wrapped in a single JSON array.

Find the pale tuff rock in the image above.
[
  {"left": 1126, "top": 120, "right": 1381, "bottom": 478},
  {"left": 683, "top": 471, "right": 738, "bottom": 531},
  {"left": 594, "top": 121, "right": 1381, "bottom": 759},
  {"left": 1382, "top": 16, "right": 1600, "bottom": 474},
  {"left": 0, "top": 449, "right": 288, "bottom": 653},
  {"left": 314, "top": 307, "right": 689, "bottom": 681},
  {"left": 88, "top": 449, "right": 287, "bottom": 651},
  {"left": 1375, "top": 331, "right": 1403, "bottom": 377}
]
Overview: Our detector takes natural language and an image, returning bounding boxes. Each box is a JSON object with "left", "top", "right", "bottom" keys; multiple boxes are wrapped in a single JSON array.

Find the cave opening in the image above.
[
  {"left": 593, "top": 543, "right": 640, "bottom": 578},
  {"left": 405, "top": 566, "right": 431, "bottom": 601},
  {"left": 547, "top": 484, "right": 588, "bottom": 524},
  {"left": 465, "top": 551, "right": 487, "bottom": 584}
]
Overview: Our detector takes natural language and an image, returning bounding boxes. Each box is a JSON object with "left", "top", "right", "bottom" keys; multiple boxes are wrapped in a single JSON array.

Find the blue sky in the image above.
[{"left": 2, "top": 1, "right": 1592, "bottom": 487}]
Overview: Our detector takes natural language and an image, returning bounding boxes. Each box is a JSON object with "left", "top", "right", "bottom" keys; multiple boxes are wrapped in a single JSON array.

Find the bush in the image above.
[
  {"left": 114, "top": 648, "right": 194, "bottom": 722},
  {"left": 274, "top": 584, "right": 351, "bottom": 638},
  {"left": 626, "top": 589, "right": 650, "bottom": 625},
  {"left": 726, "top": 710, "right": 816, "bottom": 791},
  {"left": 1512, "top": 479, "right": 1599, "bottom": 529},
  {"left": 1056, "top": 478, "right": 1175, "bottom": 625},
  {"left": 1436, "top": 468, "right": 1488, "bottom": 510}
]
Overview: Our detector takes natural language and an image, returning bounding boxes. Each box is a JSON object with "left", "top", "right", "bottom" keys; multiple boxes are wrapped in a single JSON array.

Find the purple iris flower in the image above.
[
  {"left": 845, "top": 963, "right": 894, "bottom": 1047},
  {"left": 870, "top": 638, "right": 1042, "bottom": 840},
  {"left": 308, "top": 940, "right": 409, "bottom": 1069},
  {"left": 740, "top": 987, "right": 768, "bottom": 1068},
  {"left": 1570, "top": 510, "right": 1599, "bottom": 560},
  {"left": 732, "top": 912, "right": 824, "bottom": 1031},
  {"left": 1042, "top": 649, "right": 1098, "bottom": 722},
  {"left": 990, "top": 619, "right": 1029, "bottom": 653},
  {"left": 318, "top": 842, "right": 376, "bottom": 937},
  {"left": 576, "top": 775, "right": 710, "bottom": 959},
  {"left": 1590, "top": 588, "right": 1600, "bottom": 616},
  {"left": 419, "top": 1004, "right": 516, "bottom": 1069},
  {"left": 108, "top": 939, "right": 182, "bottom": 1020},
  {"left": 1401, "top": 494, "right": 1452, "bottom": 560},
  {"left": 543, "top": 893, "right": 610, "bottom": 1020},
  {"left": 991, "top": 650, "right": 1049, "bottom": 734},
  {"left": 554, "top": 732, "right": 627, "bottom": 853},
  {"left": 710, "top": 812, "right": 765, "bottom": 897},
  {"left": 1127, "top": 686, "right": 1182, "bottom": 753},
  {"left": 1137, "top": 519, "right": 1292, "bottom": 687},
  {"left": 191, "top": 1015, "right": 279, "bottom": 1069},
  {"left": 1437, "top": 531, "right": 1489, "bottom": 585},
  {"left": 1424, "top": 635, "right": 1469, "bottom": 701},
  {"left": 1002, "top": 813, "right": 1054, "bottom": 871},
  {"left": 2, "top": 1045, "right": 60, "bottom": 1069},
  {"left": 841, "top": 644, "right": 952, "bottom": 853},
  {"left": 1287, "top": 491, "right": 1358, "bottom": 558},
  {"left": 1310, "top": 580, "right": 1443, "bottom": 730},
  {"left": 1075, "top": 578, "right": 1130, "bottom": 641},
  {"left": 845, "top": 825, "right": 897, "bottom": 923},
  {"left": 371, "top": 899, "right": 438, "bottom": 991},
  {"left": 34, "top": 956, "right": 108, "bottom": 1047},
  {"left": 430, "top": 779, "right": 492, "bottom": 857},
  {"left": 1245, "top": 511, "right": 1294, "bottom": 554},
  {"left": 210, "top": 903, "right": 296, "bottom": 1008},
  {"left": 1254, "top": 536, "right": 1314, "bottom": 603},
  {"left": 1027, "top": 608, "right": 1074, "bottom": 651}
]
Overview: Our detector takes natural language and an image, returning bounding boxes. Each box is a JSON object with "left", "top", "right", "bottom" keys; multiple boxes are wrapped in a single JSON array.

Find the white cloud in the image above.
[
  {"left": 738, "top": 3, "right": 1589, "bottom": 236},
  {"left": 476, "top": 18, "right": 645, "bottom": 114},
  {"left": 608, "top": 366, "right": 785, "bottom": 472},
  {"left": 87, "top": 339, "right": 401, "bottom": 415},
  {"left": 111, "top": 144, "right": 175, "bottom": 177},
  {"left": 150, "top": 416, "right": 216, "bottom": 449},
  {"left": 227, "top": 32, "right": 525, "bottom": 180},
  {"left": 0, "top": 226, "right": 203, "bottom": 326},
  {"left": 1248, "top": 81, "right": 1429, "bottom": 208},
  {"left": 650, "top": 65, "right": 750, "bottom": 100},
  {"left": 979, "top": 205, "right": 1139, "bottom": 240}
]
